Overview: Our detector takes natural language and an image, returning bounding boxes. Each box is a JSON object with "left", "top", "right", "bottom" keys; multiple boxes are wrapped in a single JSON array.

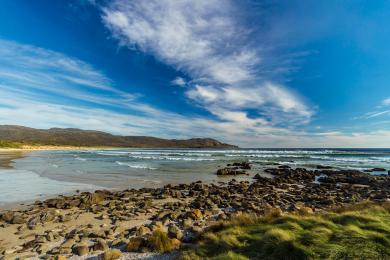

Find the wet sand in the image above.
[{"left": 0, "top": 150, "right": 28, "bottom": 168}]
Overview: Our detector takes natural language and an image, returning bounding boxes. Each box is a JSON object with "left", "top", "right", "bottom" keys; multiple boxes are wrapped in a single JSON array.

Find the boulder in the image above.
[
  {"left": 190, "top": 209, "right": 203, "bottom": 220},
  {"left": 73, "top": 244, "right": 89, "bottom": 256},
  {"left": 93, "top": 238, "right": 108, "bottom": 251},
  {"left": 232, "top": 162, "right": 251, "bottom": 169},
  {"left": 1, "top": 211, "right": 14, "bottom": 223},
  {"left": 217, "top": 167, "right": 246, "bottom": 176},
  {"left": 168, "top": 224, "right": 183, "bottom": 239},
  {"left": 136, "top": 225, "right": 151, "bottom": 236},
  {"left": 102, "top": 249, "right": 122, "bottom": 260},
  {"left": 372, "top": 168, "right": 386, "bottom": 172},
  {"left": 126, "top": 237, "right": 145, "bottom": 252},
  {"left": 316, "top": 165, "right": 333, "bottom": 169},
  {"left": 11, "top": 215, "right": 26, "bottom": 224}
]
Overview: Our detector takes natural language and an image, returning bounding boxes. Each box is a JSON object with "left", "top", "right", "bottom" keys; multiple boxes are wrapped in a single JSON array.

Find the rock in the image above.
[
  {"left": 58, "top": 247, "right": 72, "bottom": 254},
  {"left": 297, "top": 205, "right": 314, "bottom": 215},
  {"left": 190, "top": 209, "right": 203, "bottom": 220},
  {"left": 316, "top": 165, "right": 333, "bottom": 169},
  {"left": 170, "top": 238, "right": 181, "bottom": 249},
  {"left": 191, "top": 226, "right": 203, "bottom": 234},
  {"left": 136, "top": 225, "right": 151, "bottom": 236},
  {"left": 80, "top": 191, "right": 106, "bottom": 207},
  {"left": 217, "top": 167, "right": 246, "bottom": 176},
  {"left": 168, "top": 224, "right": 183, "bottom": 239},
  {"left": 232, "top": 162, "right": 251, "bottom": 169},
  {"left": 46, "top": 232, "right": 55, "bottom": 242},
  {"left": 372, "top": 168, "right": 386, "bottom": 172},
  {"left": 102, "top": 249, "right": 122, "bottom": 260},
  {"left": 1, "top": 211, "right": 14, "bottom": 223},
  {"left": 183, "top": 218, "right": 193, "bottom": 228},
  {"left": 40, "top": 210, "right": 56, "bottom": 222},
  {"left": 89, "top": 229, "right": 106, "bottom": 238},
  {"left": 59, "top": 214, "right": 71, "bottom": 222},
  {"left": 93, "top": 238, "right": 108, "bottom": 251},
  {"left": 72, "top": 244, "right": 89, "bottom": 256},
  {"left": 126, "top": 237, "right": 144, "bottom": 252},
  {"left": 27, "top": 216, "right": 40, "bottom": 229},
  {"left": 11, "top": 215, "right": 26, "bottom": 224},
  {"left": 3, "top": 245, "right": 23, "bottom": 255},
  {"left": 61, "top": 238, "right": 75, "bottom": 248},
  {"left": 54, "top": 256, "right": 67, "bottom": 260}
]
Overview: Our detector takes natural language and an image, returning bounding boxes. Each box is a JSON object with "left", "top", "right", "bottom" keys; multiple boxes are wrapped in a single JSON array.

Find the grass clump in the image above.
[
  {"left": 148, "top": 229, "right": 180, "bottom": 253},
  {"left": 180, "top": 202, "right": 390, "bottom": 259}
]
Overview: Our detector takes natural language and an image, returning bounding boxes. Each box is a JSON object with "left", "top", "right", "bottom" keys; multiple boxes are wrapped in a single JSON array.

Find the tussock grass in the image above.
[
  {"left": 180, "top": 201, "right": 390, "bottom": 259},
  {"left": 148, "top": 229, "right": 179, "bottom": 253}
]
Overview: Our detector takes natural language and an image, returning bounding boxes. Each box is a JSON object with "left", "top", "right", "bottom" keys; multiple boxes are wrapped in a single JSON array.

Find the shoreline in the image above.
[
  {"left": 1, "top": 164, "right": 389, "bottom": 259},
  {"left": 0, "top": 150, "right": 29, "bottom": 168},
  {"left": 0, "top": 146, "right": 114, "bottom": 151}
]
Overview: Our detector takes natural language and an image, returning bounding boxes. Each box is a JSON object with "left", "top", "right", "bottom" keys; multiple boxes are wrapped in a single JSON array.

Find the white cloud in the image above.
[
  {"left": 0, "top": 39, "right": 137, "bottom": 108},
  {"left": 366, "top": 110, "right": 390, "bottom": 118},
  {"left": 383, "top": 98, "right": 390, "bottom": 106},
  {"left": 171, "top": 77, "right": 186, "bottom": 87},
  {"left": 3, "top": 39, "right": 385, "bottom": 148},
  {"left": 103, "top": 0, "right": 253, "bottom": 85},
  {"left": 102, "top": 0, "right": 313, "bottom": 131}
]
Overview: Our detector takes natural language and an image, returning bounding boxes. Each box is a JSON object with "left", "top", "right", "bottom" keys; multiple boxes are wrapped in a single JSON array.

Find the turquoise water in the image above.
[{"left": 1, "top": 148, "right": 389, "bottom": 205}]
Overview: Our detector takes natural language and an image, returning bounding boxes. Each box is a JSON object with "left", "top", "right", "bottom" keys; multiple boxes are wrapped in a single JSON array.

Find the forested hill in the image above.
[{"left": 0, "top": 125, "right": 237, "bottom": 148}]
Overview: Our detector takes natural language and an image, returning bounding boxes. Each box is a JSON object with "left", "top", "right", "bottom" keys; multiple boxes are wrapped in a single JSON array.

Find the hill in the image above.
[{"left": 0, "top": 125, "right": 237, "bottom": 148}]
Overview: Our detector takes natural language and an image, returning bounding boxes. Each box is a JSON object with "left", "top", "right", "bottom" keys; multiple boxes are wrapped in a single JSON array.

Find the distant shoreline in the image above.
[{"left": 0, "top": 145, "right": 113, "bottom": 151}]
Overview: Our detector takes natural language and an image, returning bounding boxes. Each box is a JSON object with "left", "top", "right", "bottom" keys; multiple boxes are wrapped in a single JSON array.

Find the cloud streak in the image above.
[
  {"left": 102, "top": 0, "right": 313, "bottom": 130},
  {"left": 1, "top": 38, "right": 388, "bottom": 148}
]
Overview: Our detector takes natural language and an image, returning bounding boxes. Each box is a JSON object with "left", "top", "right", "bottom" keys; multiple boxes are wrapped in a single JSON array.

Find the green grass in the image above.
[
  {"left": 180, "top": 202, "right": 390, "bottom": 259},
  {"left": 0, "top": 140, "right": 23, "bottom": 148},
  {"left": 148, "top": 229, "right": 180, "bottom": 253}
]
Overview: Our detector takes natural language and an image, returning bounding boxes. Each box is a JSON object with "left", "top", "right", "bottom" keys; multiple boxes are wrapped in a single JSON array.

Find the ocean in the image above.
[{"left": 1, "top": 148, "right": 389, "bottom": 205}]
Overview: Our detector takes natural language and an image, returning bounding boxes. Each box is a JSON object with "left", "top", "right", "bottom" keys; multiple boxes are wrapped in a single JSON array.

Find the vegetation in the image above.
[
  {"left": 0, "top": 125, "right": 236, "bottom": 148},
  {"left": 180, "top": 202, "right": 390, "bottom": 260},
  {"left": 148, "top": 229, "right": 180, "bottom": 253},
  {"left": 0, "top": 140, "right": 23, "bottom": 148}
]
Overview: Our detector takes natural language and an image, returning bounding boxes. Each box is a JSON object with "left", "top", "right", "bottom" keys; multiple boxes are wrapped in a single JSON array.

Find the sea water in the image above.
[{"left": 1, "top": 148, "right": 390, "bottom": 205}]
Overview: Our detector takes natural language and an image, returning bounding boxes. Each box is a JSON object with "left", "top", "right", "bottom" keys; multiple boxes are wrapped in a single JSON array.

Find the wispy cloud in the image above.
[
  {"left": 356, "top": 97, "right": 390, "bottom": 119},
  {"left": 1, "top": 38, "right": 388, "bottom": 148},
  {"left": 0, "top": 39, "right": 288, "bottom": 143},
  {"left": 102, "top": 0, "right": 313, "bottom": 131}
]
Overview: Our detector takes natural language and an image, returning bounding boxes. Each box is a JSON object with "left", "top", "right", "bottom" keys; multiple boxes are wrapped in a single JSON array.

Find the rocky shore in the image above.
[{"left": 1, "top": 164, "right": 390, "bottom": 259}]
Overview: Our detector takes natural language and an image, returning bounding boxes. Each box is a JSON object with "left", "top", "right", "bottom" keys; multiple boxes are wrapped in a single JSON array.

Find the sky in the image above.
[{"left": 0, "top": 0, "right": 390, "bottom": 148}]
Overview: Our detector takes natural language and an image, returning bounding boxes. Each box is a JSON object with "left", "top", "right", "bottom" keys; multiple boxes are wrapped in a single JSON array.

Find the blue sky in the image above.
[{"left": 0, "top": 0, "right": 390, "bottom": 147}]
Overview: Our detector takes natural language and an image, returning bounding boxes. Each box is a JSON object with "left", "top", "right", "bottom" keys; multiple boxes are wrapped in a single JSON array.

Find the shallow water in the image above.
[{"left": 1, "top": 148, "right": 389, "bottom": 204}]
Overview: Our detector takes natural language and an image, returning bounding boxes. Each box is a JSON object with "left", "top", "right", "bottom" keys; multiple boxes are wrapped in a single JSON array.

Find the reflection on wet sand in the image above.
[{"left": 0, "top": 151, "right": 27, "bottom": 168}]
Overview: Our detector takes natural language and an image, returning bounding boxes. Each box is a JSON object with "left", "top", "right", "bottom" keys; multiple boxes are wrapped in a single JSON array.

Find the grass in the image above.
[
  {"left": 148, "top": 229, "right": 180, "bottom": 253},
  {"left": 180, "top": 202, "right": 390, "bottom": 259},
  {"left": 0, "top": 140, "right": 23, "bottom": 148}
]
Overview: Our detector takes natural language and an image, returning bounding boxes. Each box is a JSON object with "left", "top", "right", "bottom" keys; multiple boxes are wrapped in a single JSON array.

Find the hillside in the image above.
[{"left": 0, "top": 125, "right": 237, "bottom": 148}]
